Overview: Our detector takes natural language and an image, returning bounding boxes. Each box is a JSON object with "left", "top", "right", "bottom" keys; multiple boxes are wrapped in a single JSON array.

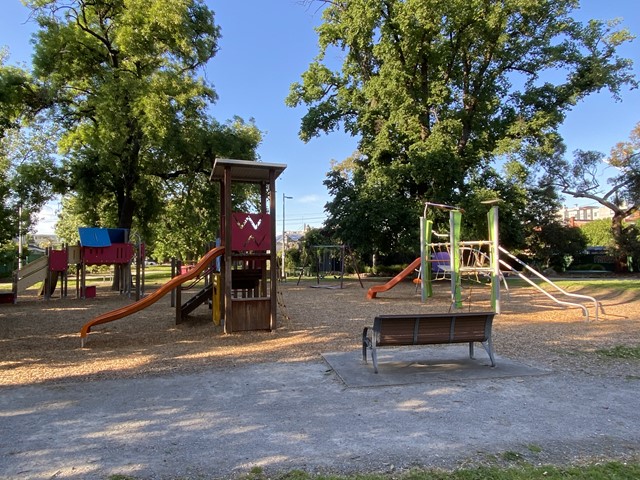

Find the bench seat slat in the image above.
[
  {"left": 416, "top": 320, "right": 456, "bottom": 344},
  {"left": 378, "top": 318, "right": 418, "bottom": 345}
]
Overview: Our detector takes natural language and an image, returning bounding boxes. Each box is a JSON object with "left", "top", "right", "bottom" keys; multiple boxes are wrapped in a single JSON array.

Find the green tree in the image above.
[
  {"left": 521, "top": 182, "right": 586, "bottom": 270},
  {"left": 323, "top": 152, "right": 420, "bottom": 261},
  {"left": 460, "top": 160, "right": 530, "bottom": 249},
  {"left": 3, "top": 121, "right": 62, "bottom": 219},
  {"left": 0, "top": 49, "right": 48, "bottom": 140},
  {"left": 1, "top": 50, "right": 54, "bottom": 242},
  {"left": 288, "top": 0, "right": 636, "bottom": 257},
  {"left": 579, "top": 218, "right": 615, "bottom": 248},
  {"left": 25, "top": 0, "right": 248, "bottom": 241},
  {"left": 54, "top": 195, "right": 83, "bottom": 245},
  {"left": 546, "top": 122, "right": 640, "bottom": 269}
]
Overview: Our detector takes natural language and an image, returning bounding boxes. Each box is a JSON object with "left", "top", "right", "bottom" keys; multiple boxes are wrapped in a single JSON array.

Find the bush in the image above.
[
  {"left": 365, "top": 264, "right": 412, "bottom": 277},
  {"left": 568, "top": 263, "right": 606, "bottom": 271}
]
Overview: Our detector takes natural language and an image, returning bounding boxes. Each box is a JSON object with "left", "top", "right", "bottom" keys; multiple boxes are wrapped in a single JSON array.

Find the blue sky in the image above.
[{"left": 2, "top": 1, "right": 639, "bottom": 235}]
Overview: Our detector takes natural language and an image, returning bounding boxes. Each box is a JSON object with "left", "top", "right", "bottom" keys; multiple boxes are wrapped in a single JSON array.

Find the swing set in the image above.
[{"left": 297, "top": 244, "right": 363, "bottom": 289}]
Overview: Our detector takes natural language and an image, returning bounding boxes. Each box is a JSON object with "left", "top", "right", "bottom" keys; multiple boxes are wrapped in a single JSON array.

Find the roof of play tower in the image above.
[{"left": 211, "top": 158, "right": 287, "bottom": 183}]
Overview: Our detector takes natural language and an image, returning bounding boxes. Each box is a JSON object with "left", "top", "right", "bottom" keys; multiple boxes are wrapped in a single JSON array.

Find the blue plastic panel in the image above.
[{"left": 78, "top": 228, "right": 112, "bottom": 247}]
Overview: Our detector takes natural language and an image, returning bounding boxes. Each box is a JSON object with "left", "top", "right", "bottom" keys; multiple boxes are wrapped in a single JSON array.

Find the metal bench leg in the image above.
[
  {"left": 471, "top": 340, "right": 496, "bottom": 367},
  {"left": 362, "top": 327, "right": 380, "bottom": 373},
  {"left": 481, "top": 339, "right": 496, "bottom": 367},
  {"left": 372, "top": 343, "right": 379, "bottom": 373},
  {"left": 362, "top": 327, "right": 370, "bottom": 364}
]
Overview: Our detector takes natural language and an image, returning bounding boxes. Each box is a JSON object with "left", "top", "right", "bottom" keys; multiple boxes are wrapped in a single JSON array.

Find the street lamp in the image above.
[
  {"left": 17, "top": 203, "right": 23, "bottom": 271},
  {"left": 282, "top": 193, "right": 293, "bottom": 280}
]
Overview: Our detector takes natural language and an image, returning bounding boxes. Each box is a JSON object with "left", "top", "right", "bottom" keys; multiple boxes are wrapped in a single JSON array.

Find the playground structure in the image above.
[
  {"left": 11, "top": 247, "right": 68, "bottom": 303},
  {"left": 75, "top": 227, "right": 143, "bottom": 299},
  {"left": 9, "top": 228, "right": 144, "bottom": 304},
  {"left": 171, "top": 246, "right": 222, "bottom": 325},
  {"left": 418, "top": 202, "right": 501, "bottom": 312},
  {"left": 368, "top": 201, "right": 604, "bottom": 321},
  {"left": 80, "top": 158, "right": 287, "bottom": 344},
  {"left": 211, "top": 158, "right": 286, "bottom": 332}
]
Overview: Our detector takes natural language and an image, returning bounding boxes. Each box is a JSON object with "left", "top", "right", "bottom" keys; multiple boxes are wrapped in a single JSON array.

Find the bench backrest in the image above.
[{"left": 373, "top": 312, "right": 494, "bottom": 346}]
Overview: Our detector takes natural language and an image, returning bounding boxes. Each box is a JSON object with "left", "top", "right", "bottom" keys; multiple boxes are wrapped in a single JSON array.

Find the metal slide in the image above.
[
  {"left": 80, "top": 246, "right": 225, "bottom": 346},
  {"left": 498, "top": 246, "right": 604, "bottom": 321}
]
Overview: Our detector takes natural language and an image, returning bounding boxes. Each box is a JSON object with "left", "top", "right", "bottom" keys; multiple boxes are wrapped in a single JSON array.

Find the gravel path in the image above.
[
  {"left": 1, "top": 358, "right": 639, "bottom": 479},
  {"left": 1, "top": 278, "right": 639, "bottom": 478}
]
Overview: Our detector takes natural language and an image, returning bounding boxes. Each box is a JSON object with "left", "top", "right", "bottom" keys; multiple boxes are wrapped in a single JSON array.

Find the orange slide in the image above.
[
  {"left": 80, "top": 246, "right": 225, "bottom": 346},
  {"left": 366, "top": 257, "right": 422, "bottom": 299}
]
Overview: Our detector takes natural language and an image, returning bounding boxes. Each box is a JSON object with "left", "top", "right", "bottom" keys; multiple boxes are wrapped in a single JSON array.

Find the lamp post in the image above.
[
  {"left": 282, "top": 193, "right": 292, "bottom": 280},
  {"left": 17, "top": 203, "right": 23, "bottom": 271}
]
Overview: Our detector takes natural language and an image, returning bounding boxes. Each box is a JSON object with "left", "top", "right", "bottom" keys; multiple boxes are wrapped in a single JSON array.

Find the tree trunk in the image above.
[{"left": 611, "top": 213, "right": 629, "bottom": 272}]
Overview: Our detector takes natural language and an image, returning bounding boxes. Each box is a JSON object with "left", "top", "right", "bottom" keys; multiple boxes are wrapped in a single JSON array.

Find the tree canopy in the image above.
[
  {"left": 1, "top": 51, "right": 55, "bottom": 242},
  {"left": 288, "top": 0, "right": 636, "bottom": 260},
  {"left": 546, "top": 121, "right": 640, "bottom": 268},
  {"left": 20, "top": 0, "right": 260, "bottom": 255}
]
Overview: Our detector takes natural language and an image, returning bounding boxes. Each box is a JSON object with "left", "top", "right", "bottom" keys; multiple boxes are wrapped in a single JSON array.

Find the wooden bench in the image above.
[{"left": 362, "top": 312, "right": 496, "bottom": 373}]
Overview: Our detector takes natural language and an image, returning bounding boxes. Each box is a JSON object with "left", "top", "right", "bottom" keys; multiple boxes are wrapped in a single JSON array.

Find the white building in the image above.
[{"left": 558, "top": 205, "right": 614, "bottom": 225}]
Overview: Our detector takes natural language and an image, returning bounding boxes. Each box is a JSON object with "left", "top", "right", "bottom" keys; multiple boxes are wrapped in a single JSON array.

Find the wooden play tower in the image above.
[{"left": 211, "top": 158, "right": 287, "bottom": 333}]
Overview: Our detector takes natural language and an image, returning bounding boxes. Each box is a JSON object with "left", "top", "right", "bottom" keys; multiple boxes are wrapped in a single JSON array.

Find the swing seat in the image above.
[{"left": 431, "top": 251, "right": 451, "bottom": 273}]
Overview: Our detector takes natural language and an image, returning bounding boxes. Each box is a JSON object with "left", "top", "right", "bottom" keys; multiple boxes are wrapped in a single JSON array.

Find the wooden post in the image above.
[
  {"left": 269, "top": 168, "right": 277, "bottom": 331},
  {"left": 175, "top": 260, "right": 182, "bottom": 324},
  {"left": 223, "top": 164, "right": 233, "bottom": 333}
]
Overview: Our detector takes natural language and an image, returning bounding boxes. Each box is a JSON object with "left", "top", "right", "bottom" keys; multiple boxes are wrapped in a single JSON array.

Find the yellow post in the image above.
[{"left": 212, "top": 273, "right": 221, "bottom": 326}]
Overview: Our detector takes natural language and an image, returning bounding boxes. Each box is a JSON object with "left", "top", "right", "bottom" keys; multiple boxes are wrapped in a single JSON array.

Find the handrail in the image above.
[
  {"left": 498, "top": 246, "right": 604, "bottom": 321},
  {"left": 180, "top": 263, "right": 218, "bottom": 290}
]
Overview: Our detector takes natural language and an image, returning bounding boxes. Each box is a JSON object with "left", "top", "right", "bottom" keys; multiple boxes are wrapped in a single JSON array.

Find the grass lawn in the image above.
[
  {"left": 108, "top": 461, "right": 640, "bottom": 480},
  {"left": 503, "top": 277, "right": 640, "bottom": 291}
]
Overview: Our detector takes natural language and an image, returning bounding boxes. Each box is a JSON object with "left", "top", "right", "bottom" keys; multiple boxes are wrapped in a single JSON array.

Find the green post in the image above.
[
  {"left": 421, "top": 218, "right": 433, "bottom": 301},
  {"left": 450, "top": 210, "right": 463, "bottom": 309},
  {"left": 488, "top": 206, "right": 500, "bottom": 313}
]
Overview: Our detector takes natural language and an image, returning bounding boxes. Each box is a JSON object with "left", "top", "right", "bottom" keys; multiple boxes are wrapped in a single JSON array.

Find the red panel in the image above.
[
  {"left": 49, "top": 250, "right": 68, "bottom": 272},
  {"left": 231, "top": 213, "right": 271, "bottom": 251},
  {"left": 0, "top": 293, "right": 15, "bottom": 304},
  {"left": 180, "top": 265, "right": 195, "bottom": 275},
  {"left": 82, "top": 243, "right": 135, "bottom": 265}
]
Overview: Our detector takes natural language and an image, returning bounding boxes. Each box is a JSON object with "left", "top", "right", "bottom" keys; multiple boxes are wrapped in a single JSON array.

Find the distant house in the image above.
[
  {"left": 276, "top": 231, "right": 304, "bottom": 252},
  {"left": 558, "top": 205, "right": 614, "bottom": 227},
  {"left": 32, "top": 234, "right": 60, "bottom": 247},
  {"left": 558, "top": 204, "right": 638, "bottom": 227}
]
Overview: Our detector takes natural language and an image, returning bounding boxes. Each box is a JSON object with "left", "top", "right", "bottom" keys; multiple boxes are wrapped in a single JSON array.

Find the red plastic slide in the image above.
[
  {"left": 80, "top": 246, "right": 225, "bottom": 346},
  {"left": 366, "top": 257, "right": 422, "bottom": 299}
]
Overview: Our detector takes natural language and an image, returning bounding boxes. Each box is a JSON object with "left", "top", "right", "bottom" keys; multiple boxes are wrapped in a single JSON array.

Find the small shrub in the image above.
[
  {"left": 568, "top": 263, "right": 606, "bottom": 271},
  {"left": 597, "top": 345, "right": 640, "bottom": 359},
  {"left": 501, "top": 451, "right": 523, "bottom": 462},
  {"left": 527, "top": 444, "right": 542, "bottom": 453}
]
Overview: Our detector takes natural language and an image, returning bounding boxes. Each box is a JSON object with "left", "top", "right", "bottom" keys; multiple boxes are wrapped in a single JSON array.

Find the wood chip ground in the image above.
[{"left": 1, "top": 277, "right": 639, "bottom": 386}]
